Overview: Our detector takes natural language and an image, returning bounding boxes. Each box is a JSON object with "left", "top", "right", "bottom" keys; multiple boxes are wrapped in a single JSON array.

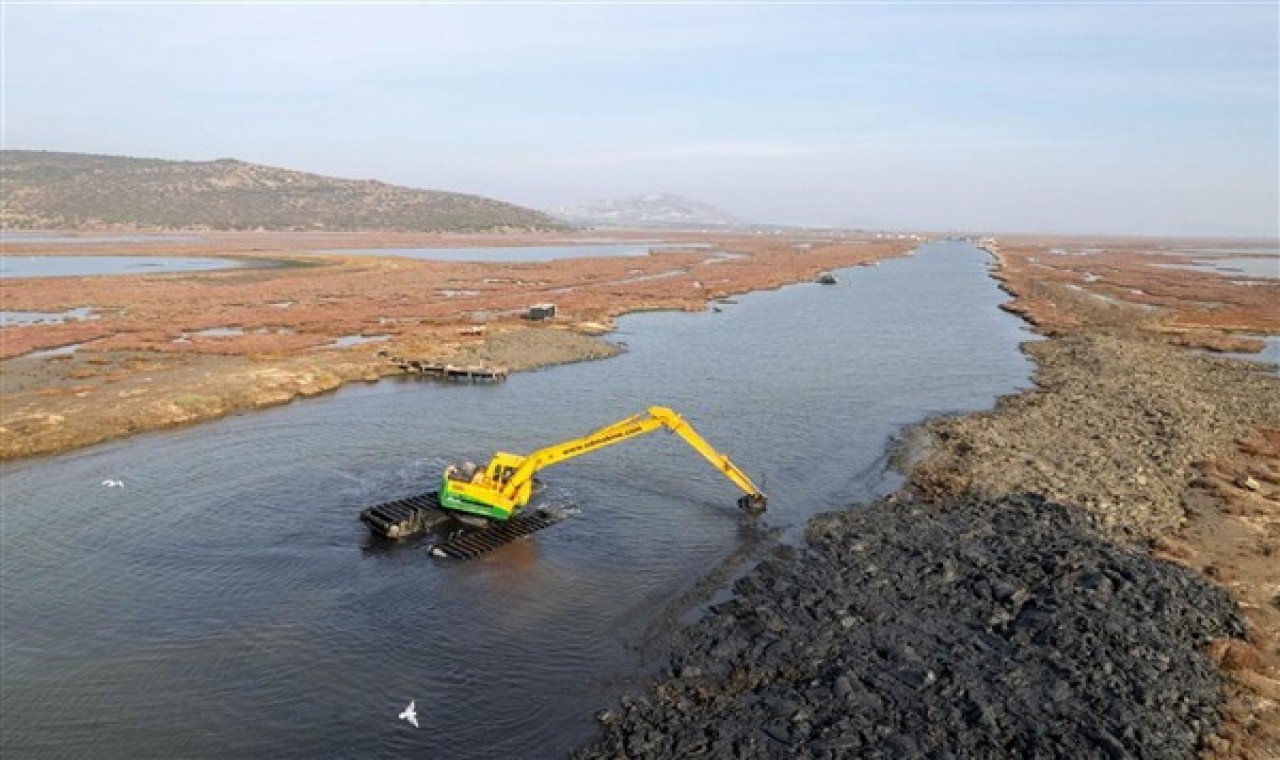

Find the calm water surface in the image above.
[
  {"left": 0, "top": 256, "right": 249, "bottom": 279},
  {"left": 1158, "top": 253, "right": 1279, "bottom": 279},
  {"left": 2, "top": 233, "right": 206, "bottom": 245},
  {"left": 2, "top": 307, "right": 99, "bottom": 326},
  {"left": 1214, "top": 335, "right": 1280, "bottom": 375},
  {"left": 2, "top": 241, "right": 1034, "bottom": 758}
]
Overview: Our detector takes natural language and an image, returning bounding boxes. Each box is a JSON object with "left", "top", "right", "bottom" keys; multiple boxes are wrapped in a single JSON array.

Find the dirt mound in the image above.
[
  {"left": 444, "top": 327, "right": 621, "bottom": 371},
  {"left": 577, "top": 494, "right": 1244, "bottom": 759}
]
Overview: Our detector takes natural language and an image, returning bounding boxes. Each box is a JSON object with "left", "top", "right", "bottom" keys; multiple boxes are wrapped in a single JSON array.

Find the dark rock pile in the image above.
[{"left": 577, "top": 494, "right": 1244, "bottom": 759}]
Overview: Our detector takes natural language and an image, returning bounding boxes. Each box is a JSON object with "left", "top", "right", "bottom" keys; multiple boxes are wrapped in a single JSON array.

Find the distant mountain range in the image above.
[
  {"left": 553, "top": 192, "right": 742, "bottom": 229},
  {"left": 0, "top": 151, "right": 563, "bottom": 232}
]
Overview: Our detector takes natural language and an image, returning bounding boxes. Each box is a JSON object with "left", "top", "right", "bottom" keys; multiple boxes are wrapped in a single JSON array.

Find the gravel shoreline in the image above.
[{"left": 913, "top": 333, "right": 1280, "bottom": 547}]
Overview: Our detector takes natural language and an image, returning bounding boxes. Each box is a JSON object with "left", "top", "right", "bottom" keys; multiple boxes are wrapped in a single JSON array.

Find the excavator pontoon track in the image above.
[
  {"left": 360, "top": 490, "right": 570, "bottom": 558},
  {"left": 359, "top": 491, "right": 451, "bottom": 539},
  {"left": 428, "top": 507, "right": 570, "bottom": 560}
]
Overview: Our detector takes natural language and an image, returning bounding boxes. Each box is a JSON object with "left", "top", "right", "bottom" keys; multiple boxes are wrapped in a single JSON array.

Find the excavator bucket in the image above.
[{"left": 738, "top": 493, "right": 768, "bottom": 517}]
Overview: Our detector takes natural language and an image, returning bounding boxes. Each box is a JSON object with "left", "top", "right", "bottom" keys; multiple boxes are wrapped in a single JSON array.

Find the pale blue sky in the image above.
[{"left": 5, "top": 3, "right": 1277, "bottom": 236}]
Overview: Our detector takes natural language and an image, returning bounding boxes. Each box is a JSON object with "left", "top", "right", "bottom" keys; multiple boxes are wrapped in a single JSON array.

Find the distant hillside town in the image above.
[{"left": 553, "top": 192, "right": 743, "bottom": 229}]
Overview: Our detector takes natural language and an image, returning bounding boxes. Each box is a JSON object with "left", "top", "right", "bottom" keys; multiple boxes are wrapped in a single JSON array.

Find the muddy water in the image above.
[{"left": 1, "top": 241, "right": 1033, "bottom": 758}]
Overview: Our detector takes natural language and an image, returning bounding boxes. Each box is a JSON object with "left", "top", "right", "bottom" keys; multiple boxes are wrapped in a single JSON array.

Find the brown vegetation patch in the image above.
[
  {"left": 1178, "top": 430, "right": 1280, "bottom": 759},
  {"left": 988, "top": 236, "right": 1278, "bottom": 346}
]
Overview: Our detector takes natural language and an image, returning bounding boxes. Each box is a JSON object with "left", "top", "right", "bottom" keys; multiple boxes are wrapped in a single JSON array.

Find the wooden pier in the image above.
[{"left": 391, "top": 357, "right": 508, "bottom": 382}]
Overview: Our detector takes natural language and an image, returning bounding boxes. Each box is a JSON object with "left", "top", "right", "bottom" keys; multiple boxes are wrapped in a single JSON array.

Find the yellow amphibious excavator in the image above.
[
  {"left": 359, "top": 407, "right": 767, "bottom": 558},
  {"left": 439, "top": 406, "right": 767, "bottom": 521}
]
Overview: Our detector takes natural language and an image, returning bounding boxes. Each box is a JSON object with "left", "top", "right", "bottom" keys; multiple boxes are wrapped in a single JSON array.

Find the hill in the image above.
[
  {"left": 554, "top": 192, "right": 742, "bottom": 229},
  {"left": 0, "top": 151, "right": 563, "bottom": 232}
]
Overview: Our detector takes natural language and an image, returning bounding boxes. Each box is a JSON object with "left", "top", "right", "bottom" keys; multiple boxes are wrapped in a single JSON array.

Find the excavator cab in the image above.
[{"left": 440, "top": 452, "right": 528, "bottom": 521}]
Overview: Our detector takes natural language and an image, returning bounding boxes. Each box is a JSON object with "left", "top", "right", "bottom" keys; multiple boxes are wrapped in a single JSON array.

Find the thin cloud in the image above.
[
  {"left": 516, "top": 127, "right": 1075, "bottom": 169},
  {"left": 5, "top": 2, "right": 1275, "bottom": 236}
]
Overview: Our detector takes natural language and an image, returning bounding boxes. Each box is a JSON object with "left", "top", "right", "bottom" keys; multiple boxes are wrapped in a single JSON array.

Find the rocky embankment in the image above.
[
  {"left": 580, "top": 494, "right": 1243, "bottom": 759},
  {"left": 913, "top": 332, "right": 1280, "bottom": 756}
]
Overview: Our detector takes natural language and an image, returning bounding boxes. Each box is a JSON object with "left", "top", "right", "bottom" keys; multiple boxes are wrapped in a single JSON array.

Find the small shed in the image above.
[{"left": 527, "top": 303, "right": 557, "bottom": 321}]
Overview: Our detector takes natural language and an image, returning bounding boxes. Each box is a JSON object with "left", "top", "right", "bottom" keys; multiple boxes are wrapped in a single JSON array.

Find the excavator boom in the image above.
[
  {"left": 438, "top": 407, "right": 767, "bottom": 521},
  {"left": 648, "top": 407, "right": 767, "bottom": 514}
]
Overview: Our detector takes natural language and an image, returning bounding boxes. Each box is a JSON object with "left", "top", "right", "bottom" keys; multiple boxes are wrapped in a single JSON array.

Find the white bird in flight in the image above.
[
  {"left": 399, "top": 700, "right": 418, "bottom": 728},
  {"left": 102, "top": 479, "right": 125, "bottom": 488}
]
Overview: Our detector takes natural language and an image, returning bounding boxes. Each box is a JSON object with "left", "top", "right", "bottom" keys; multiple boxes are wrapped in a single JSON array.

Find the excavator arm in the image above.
[
  {"left": 438, "top": 407, "right": 767, "bottom": 521},
  {"left": 646, "top": 407, "right": 768, "bottom": 517}
]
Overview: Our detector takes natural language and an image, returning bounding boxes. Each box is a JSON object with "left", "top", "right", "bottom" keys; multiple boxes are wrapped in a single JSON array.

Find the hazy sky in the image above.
[{"left": 5, "top": 2, "right": 1277, "bottom": 236}]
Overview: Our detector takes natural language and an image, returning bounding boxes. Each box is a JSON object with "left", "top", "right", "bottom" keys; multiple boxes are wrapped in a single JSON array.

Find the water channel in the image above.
[
  {"left": 1, "top": 241, "right": 1035, "bottom": 758},
  {"left": 1159, "top": 255, "right": 1279, "bottom": 279}
]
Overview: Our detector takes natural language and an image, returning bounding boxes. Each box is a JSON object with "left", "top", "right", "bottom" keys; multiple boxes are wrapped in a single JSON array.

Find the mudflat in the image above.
[{"left": 0, "top": 230, "right": 912, "bottom": 459}]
